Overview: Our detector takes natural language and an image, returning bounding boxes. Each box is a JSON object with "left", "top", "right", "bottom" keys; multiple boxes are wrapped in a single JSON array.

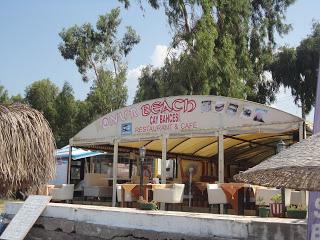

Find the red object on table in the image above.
[{"left": 120, "top": 184, "right": 173, "bottom": 207}]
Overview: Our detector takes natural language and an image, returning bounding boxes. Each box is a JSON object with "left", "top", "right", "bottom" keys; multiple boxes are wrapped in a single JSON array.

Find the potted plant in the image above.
[
  {"left": 256, "top": 197, "right": 269, "bottom": 217},
  {"left": 270, "top": 194, "right": 284, "bottom": 217},
  {"left": 286, "top": 205, "right": 307, "bottom": 219},
  {"left": 137, "top": 197, "right": 158, "bottom": 210}
]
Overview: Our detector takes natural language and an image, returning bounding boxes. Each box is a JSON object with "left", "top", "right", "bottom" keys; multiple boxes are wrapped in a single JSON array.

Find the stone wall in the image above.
[{"left": 4, "top": 202, "right": 307, "bottom": 240}]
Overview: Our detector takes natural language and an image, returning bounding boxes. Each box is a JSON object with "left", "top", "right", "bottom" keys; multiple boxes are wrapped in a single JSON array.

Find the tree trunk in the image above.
[
  {"left": 301, "top": 99, "right": 306, "bottom": 120},
  {"left": 181, "top": 2, "right": 190, "bottom": 34}
]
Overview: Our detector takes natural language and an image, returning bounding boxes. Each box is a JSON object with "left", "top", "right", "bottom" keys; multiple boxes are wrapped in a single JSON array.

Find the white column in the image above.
[
  {"left": 112, "top": 140, "right": 119, "bottom": 207},
  {"left": 161, "top": 136, "right": 167, "bottom": 184},
  {"left": 218, "top": 132, "right": 224, "bottom": 214},
  {"left": 161, "top": 135, "right": 167, "bottom": 210},
  {"left": 299, "top": 122, "right": 304, "bottom": 142},
  {"left": 298, "top": 123, "right": 307, "bottom": 206},
  {"left": 218, "top": 132, "right": 224, "bottom": 183},
  {"left": 67, "top": 145, "right": 72, "bottom": 184},
  {"left": 301, "top": 191, "right": 307, "bottom": 208}
]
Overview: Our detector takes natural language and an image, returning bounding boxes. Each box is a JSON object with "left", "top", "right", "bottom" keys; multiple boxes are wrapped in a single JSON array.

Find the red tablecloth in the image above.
[{"left": 220, "top": 183, "right": 246, "bottom": 212}]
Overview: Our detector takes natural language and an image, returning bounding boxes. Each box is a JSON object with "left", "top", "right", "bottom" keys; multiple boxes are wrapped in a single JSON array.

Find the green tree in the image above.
[
  {"left": 134, "top": 65, "right": 161, "bottom": 103},
  {"left": 25, "top": 79, "right": 59, "bottom": 134},
  {"left": 10, "top": 94, "right": 25, "bottom": 104},
  {"left": 127, "top": 0, "right": 295, "bottom": 104},
  {"left": 59, "top": 8, "right": 140, "bottom": 82},
  {"left": 55, "top": 82, "right": 78, "bottom": 148},
  {"left": 74, "top": 100, "right": 92, "bottom": 134},
  {"left": 0, "top": 85, "right": 25, "bottom": 104},
  {"left": 59, "top": 8, "right": 139, "bottom": 118},
  {"left": 0, "top": 85, "right": 10, "bottom": 104},
  {"left": 269, "top": 23, "right": 320, "bottom": 119},
  {"left": 87, "top": 69, "right": 128, "bottom": 119}
]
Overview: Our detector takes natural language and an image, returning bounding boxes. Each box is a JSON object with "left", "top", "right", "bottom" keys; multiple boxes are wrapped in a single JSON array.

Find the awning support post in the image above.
[
  {"left": 299, "top": 123, "right": 307, "bottom": 206},
  {"left": 161, "top": 135, "right": 167, "bottom": 184},
  {"left": 67, "top": 145, "right": 72, "bottom": 184},
  {"left": 112, "top": 140, "right": 119, "bottom": 207},
  {"left": 218, "top": 132, "right": 224, "bottom": 183},
  {"left": 299, "top": 122, "right": 304, "bottom": 142},
  {"left": 161, "top": 135, "right": 167, "bottom": 210},
  {"left": 218, "top": 131, "right": 224, "bottom": 214}
]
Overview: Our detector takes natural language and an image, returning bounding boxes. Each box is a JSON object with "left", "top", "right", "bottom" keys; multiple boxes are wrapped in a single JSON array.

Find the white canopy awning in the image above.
[
  {"left": 69, "top": 95, "right": 305, "bottom": 207},
  {"left": 70, "top": 95, "right": 303, "bottom": 164},
  {"left": 56, "top": 145, "right": 104, "bottom": 160}
]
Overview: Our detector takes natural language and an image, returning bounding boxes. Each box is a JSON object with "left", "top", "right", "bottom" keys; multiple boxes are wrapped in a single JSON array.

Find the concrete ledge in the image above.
[{"left": 5, "top": 202, "right": 307, "bottom": 240}]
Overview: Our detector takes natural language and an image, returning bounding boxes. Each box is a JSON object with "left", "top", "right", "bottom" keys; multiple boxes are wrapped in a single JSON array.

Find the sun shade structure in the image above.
[
  {"left": 234, "top": 134, "right": 320, "bottom": 191},
  {"left": 56, "top": 145, "right": 104, "bottom": 160},
  {"left": 0, "top": 104, "right": 56, "bottom": 197},
  {"left": 70, "top": 95, "right": 305, "bottom": 206}
]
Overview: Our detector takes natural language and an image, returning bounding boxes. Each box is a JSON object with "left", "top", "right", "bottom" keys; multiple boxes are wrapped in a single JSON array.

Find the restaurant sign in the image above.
[
  {"left": 72, "top": 95, "right": 301, "bottom": 143},
  {"left": 102, "top": 96, "right": 284, "bottom": 135}
]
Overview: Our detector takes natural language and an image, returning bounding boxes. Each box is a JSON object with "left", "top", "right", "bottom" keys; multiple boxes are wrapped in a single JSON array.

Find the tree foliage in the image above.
[
  {"left": 24, "top": 80, "right": 93, "bottom": 148},
  {"left": 25, "top": 79, "right": 59, "bottom": 133},
  {"left": 0, "top": 9, "right": 141, "bottom": 148},
  {"left": 0, "top": 85, "right": 9, "bottom": 104},
  {"left": 134, "top": 65, "right": 161, "bottom": 103},
  {"left": 55, "top": 82, "right": 78, "bottom": 147},
  {"left": 59, "top": 7, "right": 140, "bottom": 82},
  {"left": 10, "top": 94, "right": 25, "bottom": 104},
  {"left": 59, "top": 7, "right": 139, "bottom": 120},
  {"left": 0, "top": 85, "right": 26, "bottom": 104},
  {"left": 269, "top": 22, "right": 320, "bottom": 119},
  {"left": 125, "top": 0, "right": 295, "bottom": 104},
  {"left": 87, "top": 69, "right": 128, "bottom": 119},
  {"left": 74, "top": 100, "right": 92, "bottom": 135}
]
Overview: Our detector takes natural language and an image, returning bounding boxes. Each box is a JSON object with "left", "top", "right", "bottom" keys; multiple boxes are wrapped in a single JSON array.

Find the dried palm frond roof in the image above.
[
  {"left": 0, "top": 104, "right": 56, "bottom": 197},
  {"left": 234, "top": 133, "right": 320, "bottom": 191}
]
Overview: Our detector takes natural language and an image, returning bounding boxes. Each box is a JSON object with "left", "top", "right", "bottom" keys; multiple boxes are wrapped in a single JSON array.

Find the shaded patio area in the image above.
[{"left": 50, "top": 95, "right": 310, "bottom": 216}]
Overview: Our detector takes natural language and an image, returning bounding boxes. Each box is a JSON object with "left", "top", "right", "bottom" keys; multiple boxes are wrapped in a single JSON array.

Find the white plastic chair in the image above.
[
  {"left": 83, "top": 173, "right": 112, "bottom": 199},
  {"left": 255, "top": 188, "right": 281, "bottom": 206},
  {"left": 116, "top": 184, "right": 135, "bottom": 203},
  {"left": 286, "top": 190, "right": 307, "bottom": 206},
  {"left": 49, "top": 184, "right": 74, "bottom": 202},
  {"left": 153, "top": 184, "right": 185, "bottom": 210},
  {"left": 207, "top": 184, "right": 228, "bottom": 213}
]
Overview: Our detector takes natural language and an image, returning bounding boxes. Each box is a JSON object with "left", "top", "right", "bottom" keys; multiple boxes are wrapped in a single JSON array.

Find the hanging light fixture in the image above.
[{"left": 139, "top": 146, "right": 146, "bottom": 159}]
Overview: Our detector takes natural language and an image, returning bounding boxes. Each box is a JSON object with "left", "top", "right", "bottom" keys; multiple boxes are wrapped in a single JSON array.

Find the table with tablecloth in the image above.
[
  {"left": 120, "top": 183, "right": 173, "bottom": 207},
  {"left": 194, "top": 182, "right": 208, "bottom": 195},
  {"left": 220, "top": 183, "right": 251, "bottom": 215}
]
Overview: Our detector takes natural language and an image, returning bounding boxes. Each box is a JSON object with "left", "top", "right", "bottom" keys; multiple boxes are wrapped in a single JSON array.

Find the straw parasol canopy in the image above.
[
  {"left": 0, "top": 103, "right": 56, "bottom": 197},
  {"left": 234, "top": 133, "right": 320, "bottom": 191}
]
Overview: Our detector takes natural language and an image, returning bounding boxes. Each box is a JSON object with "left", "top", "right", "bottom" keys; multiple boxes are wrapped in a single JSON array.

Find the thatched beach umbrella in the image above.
[
  {"left": 234, "top": 134, "right": 320, "bottom": 191},
  {"left": 0, "top": 104, "right": 56, "bottom": 197}
]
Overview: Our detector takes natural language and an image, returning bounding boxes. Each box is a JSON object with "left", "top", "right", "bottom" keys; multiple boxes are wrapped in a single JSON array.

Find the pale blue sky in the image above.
[{"left": 0, "top": 0, "right": 319, "bottom": 121}]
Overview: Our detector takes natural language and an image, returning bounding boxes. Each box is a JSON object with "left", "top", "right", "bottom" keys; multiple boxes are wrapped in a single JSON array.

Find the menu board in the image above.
[{"left": 0, "top": 195, "right": 51, "bottom": 240}]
